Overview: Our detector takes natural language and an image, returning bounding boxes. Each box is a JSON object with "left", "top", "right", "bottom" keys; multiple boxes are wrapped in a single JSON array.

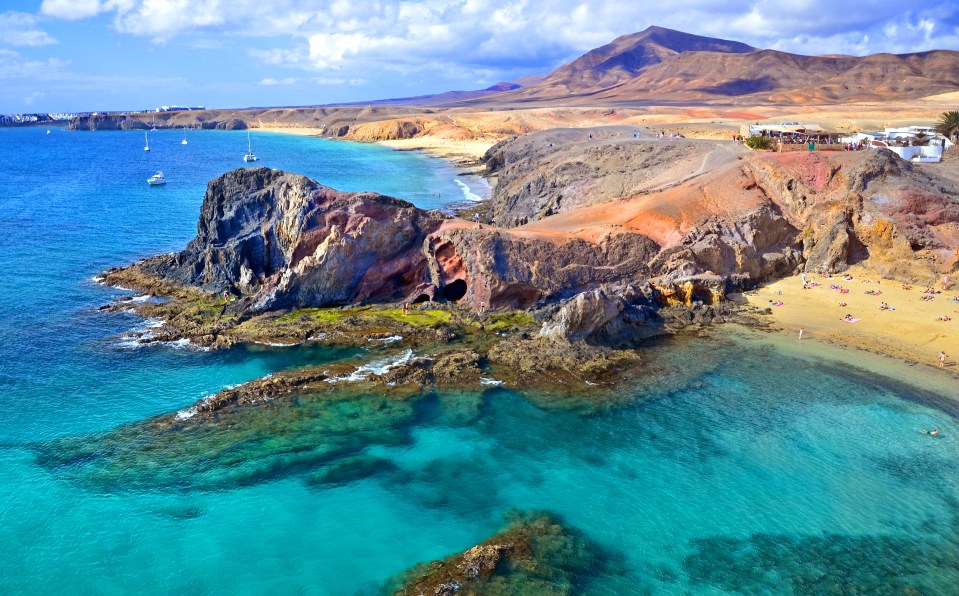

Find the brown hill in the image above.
[{"left": 448, "top": 26, "right": 959, "bottom": 106}]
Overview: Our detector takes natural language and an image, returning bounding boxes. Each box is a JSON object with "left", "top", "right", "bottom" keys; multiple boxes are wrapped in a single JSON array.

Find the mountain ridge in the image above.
[{"left": 359, "top": 26, "right": 959, "bottom": 107}]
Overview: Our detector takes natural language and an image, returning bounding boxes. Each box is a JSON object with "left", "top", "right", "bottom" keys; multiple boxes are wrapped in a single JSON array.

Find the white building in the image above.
[{"left": 852, "top": 126, "right": 952, "bottom": 163}]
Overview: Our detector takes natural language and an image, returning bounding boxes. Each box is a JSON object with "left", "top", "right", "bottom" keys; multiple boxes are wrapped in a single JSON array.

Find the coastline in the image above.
[
  {"left": 255, "top": 125, "right": 496, "bottom": 164},
  {"left": 744, "top": 267, "right": 959, "bottom": 378}
]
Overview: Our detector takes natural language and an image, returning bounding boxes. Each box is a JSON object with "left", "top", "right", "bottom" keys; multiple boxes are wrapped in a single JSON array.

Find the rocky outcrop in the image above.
[
  {"left": 539, "top": 284, "right": 658, "bottom": 345},
  {"left": 745, "top": 149, "right": 959, "bottom": 281},
  {"left": 142, "top": 168, "right": 449, "bottom": 311},
  {"left": 425, "top": 227, "right": 660, "bottom": 309},
  {"left": 390, "top": 513, "right": 598, "bottom": 595},
  {"left": 133, "top": 167, "right": 670, "bottom": 312},
  {"left": 650, "top": 206, "right": 803, "bottom": 286},
  {"left": 482, "top": 127, "right": 736, "bottom": 227}
]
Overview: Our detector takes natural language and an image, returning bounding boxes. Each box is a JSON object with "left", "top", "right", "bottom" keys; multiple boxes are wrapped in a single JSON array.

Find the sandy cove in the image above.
[{"left": 745, "top": 267, "right": 959, "bottom": 372}]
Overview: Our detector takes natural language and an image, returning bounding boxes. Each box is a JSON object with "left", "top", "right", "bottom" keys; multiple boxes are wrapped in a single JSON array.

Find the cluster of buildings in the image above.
[
  {"left": 153, "top": 105, "right": 205, "bottom": 112},
  {"left": 742, "top": 122, "right": 953, "bottom": 163},
  {"left": 0, "top": 112, "right": 79, "bottom": 124}
]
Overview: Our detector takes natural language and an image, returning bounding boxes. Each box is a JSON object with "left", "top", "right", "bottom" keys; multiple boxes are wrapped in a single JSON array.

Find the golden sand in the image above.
[{"left": 744, "top": 267, "right": 959, "bottom": 372}]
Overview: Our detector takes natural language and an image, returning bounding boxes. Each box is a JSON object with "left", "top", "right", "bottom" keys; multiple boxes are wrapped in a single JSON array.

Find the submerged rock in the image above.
[{"left": 388, "top": 512, "right": 600, "bottom": 595}]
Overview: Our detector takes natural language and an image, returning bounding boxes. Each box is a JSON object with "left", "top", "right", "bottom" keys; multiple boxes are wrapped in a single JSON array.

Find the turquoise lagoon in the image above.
[{"left": 1, "top": 127, "right": 958, "bottom": 594}]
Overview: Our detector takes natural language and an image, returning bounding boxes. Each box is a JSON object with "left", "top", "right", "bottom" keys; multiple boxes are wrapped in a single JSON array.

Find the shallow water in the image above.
[{"left": 2, "top": 127, "right": 958, "bottom": 594}]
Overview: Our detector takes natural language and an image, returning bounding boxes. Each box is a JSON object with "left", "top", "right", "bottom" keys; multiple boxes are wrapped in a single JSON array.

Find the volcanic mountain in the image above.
[{"left": 441, "top": 26, "right": 959, "bottom": 106}]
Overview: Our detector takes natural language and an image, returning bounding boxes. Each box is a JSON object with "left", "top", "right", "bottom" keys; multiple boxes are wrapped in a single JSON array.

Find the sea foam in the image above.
[
  {"left": 326, "top": 349, "right": 415, "bottom": 383},
  {"left": 455, "top": 179, "right": 483, "bottom": 202}
]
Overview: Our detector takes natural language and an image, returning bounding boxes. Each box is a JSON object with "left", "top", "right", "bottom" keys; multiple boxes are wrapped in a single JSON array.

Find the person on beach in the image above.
[
  {"left": 943, "top": 276, "right": 950, "bottom": 291},
  {"left": 939, "top": 351, "right": 947, "bottom": 368},
  {"left": 798, "top": 328, "right": 804, "bottom": 340}
]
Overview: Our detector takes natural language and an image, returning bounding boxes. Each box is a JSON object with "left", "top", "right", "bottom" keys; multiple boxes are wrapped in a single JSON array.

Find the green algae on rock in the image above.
[{"left": 388, "top": 512, "right": 599, "bottom": 596}]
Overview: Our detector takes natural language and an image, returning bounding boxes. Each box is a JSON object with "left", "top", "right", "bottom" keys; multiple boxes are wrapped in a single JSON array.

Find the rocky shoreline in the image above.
[{"left": 84, "top": 125, "right": 959, "bottom": 591}]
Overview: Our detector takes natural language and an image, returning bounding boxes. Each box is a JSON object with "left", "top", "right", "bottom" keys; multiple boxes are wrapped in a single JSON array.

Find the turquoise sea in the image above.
[{"left": 1, "top": 126, "right": 958, "bottom": 594}]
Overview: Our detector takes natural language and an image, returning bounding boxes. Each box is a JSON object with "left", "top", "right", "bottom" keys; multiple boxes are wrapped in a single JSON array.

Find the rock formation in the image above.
[
  {"left": 484, "top": 129, "right": 959, "bottom": 284},
  {"left": 141, "top": 168, "right": 449, "bottom": 310},
  {"left": 136, "top": 167, "right": 667, "bottom": 313}
]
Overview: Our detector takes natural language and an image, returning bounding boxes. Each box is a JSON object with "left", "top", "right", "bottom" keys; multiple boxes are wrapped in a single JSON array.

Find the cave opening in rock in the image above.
[
  {"left": 412, "top": 294, "right": 431, "bottom": 304},
  {"left": 441, "top": 279, "right": 468, "bottom": 302}
]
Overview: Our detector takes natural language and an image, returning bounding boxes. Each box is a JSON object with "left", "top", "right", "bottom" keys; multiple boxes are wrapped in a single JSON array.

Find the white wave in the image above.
[
  {"left": 369, "top": 335, "right": 403, "bottom": 343},
  {"left": 175, "top": 408, "right": 196, "bottom": 420},
  {"left": 307, "top": 333, "right": 327, "bottom": 341},
  {"left": 92, "top": 275, "right": 106, "bottom": 284},
  {"left": 145, "top": 318, "right": 165, "bottom": 329},
  {"left": 480, "top": 377, "right": 504, "bottom": 386},
  {"left": 113, "top": 285, "right": 134, "bottom": 292},
  {"left": 126, "top": 294, "right": 155, "bottom": 303},
  {"left": 253, "top": 340, "right": 302, "bottom": 347},
  {"left": 326, "top": 349, "right": 415, "bottom": 383},
  {"left": 116, "top": 335, "right": 145, "bottom": 349},
  {"left": 455, "top": 179, "right": 483, "bottom": 202}
]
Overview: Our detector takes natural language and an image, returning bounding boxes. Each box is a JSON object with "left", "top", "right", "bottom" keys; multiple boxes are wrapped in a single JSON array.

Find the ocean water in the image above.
[{"left": 2, "top": 126, "right": 959, "bottom": 594}]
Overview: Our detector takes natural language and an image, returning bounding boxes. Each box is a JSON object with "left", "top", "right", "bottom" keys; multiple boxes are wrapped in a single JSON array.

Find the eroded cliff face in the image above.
[
  {"left": 424, "top": 227, "right": 659, "bottom": 309},
  {"left": 743, "top": 150, "right": 959, "bottom": 281},
  {"left": 142, "top": 168, "right": 665, "bottom": 312},
  {"left": 482, "top": 127, "right": 743, "bottom": 227},
  {"left": 143, "top": 168, "right": 449, "bottom": 310},
  {"left": 485, "top": 128, "right": 959, "bottom": 283}
]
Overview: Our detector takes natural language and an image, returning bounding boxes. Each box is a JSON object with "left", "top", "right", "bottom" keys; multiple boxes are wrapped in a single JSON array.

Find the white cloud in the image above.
[
  {"left": 40, "top": 0, "right": 106, "bottom": 20},
  {"left": 259, "top": 76, "right": 368, "bottom": 87},
  {"left": 30, "top": 0, "right": 959, "bottom": 82},
  {"left": 259, "top": 77, "right": 299, "bottom": 86},
  {"left": 0, "top": 12, "right": 57, "bottom": 47}
]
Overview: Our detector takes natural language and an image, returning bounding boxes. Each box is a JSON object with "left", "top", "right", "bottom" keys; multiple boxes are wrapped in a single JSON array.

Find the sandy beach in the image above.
[{"left": 744, "top": 267, "right": 959, "bottom": 373}]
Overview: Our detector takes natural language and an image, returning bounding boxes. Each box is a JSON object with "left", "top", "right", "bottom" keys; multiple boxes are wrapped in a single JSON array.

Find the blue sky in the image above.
[{"left": 2, "top": 0, "right": 958, "bottom": 113}]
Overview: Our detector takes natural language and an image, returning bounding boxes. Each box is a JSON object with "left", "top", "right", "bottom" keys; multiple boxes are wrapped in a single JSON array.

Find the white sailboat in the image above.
[
  {"left": 147, "top": 171, "right": 166, "bottom": 185},
  {"left": 144, "top": 131, "right": 150, "bottom": 152},
  {"left": 243, "top": 130, "right": 258, "bottom": 162},
  {"left": 181, "top": 128, "right": 188, "bottom": 145}
]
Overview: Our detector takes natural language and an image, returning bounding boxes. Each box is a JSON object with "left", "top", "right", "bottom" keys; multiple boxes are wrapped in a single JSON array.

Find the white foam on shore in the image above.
[
  {"left": 307, "top": 333, "right": 327, "bottom": 342},
  {"left": 92, "top": 275, "right": 106, "bottom": 285},
  {"left": 369, "top": 335, "right": 403, "bottom": 343},
  {"left": 480, "top": 377, "right": 504, "bottom": 386},
  {"left": 326, "top": 349, "right": 415, "bottom": 383},
  {"left": 113, "top": 285, "right": 134, "bottom": 292},
  {"left": 116, "top": 335, "right": 144, "bottom": 349},
  {"left": 126, "top": 294, "right": 154, "bottom": 303},
  {"left": 455, "top": 179, "right": 483, "bottom": 202},
  {"left": 253, "top": 340, "right": 302, "bottom": 347}
]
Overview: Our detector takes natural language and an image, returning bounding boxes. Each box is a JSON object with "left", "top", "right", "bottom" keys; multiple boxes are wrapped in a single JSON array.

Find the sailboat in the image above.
[
  {"left": 243, "top": 130, "right": 258, "bottom": 162},
  {"left": 144, "top": 131, "right": 150, "bottom": 152},
  {"left": 181, "top": 128, "right": 188, "bottom": 145}
]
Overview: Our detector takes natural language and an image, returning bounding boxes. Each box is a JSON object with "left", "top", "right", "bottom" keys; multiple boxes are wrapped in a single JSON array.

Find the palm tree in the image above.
[{"left": 934, "top": 110, "right": 959, "bottom": 143}]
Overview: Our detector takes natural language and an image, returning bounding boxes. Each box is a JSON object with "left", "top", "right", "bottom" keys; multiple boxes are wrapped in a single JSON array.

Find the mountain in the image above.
[
  {"left": 340, "top": 82, "right": 524, "bottom": 107},
  {"left": 442, "top": 26, "right": 959, "bottom": 106}
]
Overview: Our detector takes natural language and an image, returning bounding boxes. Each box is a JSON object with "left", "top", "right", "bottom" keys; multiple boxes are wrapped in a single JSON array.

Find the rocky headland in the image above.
[{"left": 102, "top": 124, "right": 959, "bottom": 417}]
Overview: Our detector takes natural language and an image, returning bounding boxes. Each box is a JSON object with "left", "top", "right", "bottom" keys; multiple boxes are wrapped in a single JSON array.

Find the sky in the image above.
[{"left": 1, "top": 0, "right": 958, "bottom": 113}]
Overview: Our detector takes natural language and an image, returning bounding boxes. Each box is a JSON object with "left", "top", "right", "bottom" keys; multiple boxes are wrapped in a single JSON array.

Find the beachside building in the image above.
[
  {"left": 851, "top": 126, "right": 953, "bottom": 163},
  {"left": 741, "top": 123, "right": 845, "bottom": 151}
]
